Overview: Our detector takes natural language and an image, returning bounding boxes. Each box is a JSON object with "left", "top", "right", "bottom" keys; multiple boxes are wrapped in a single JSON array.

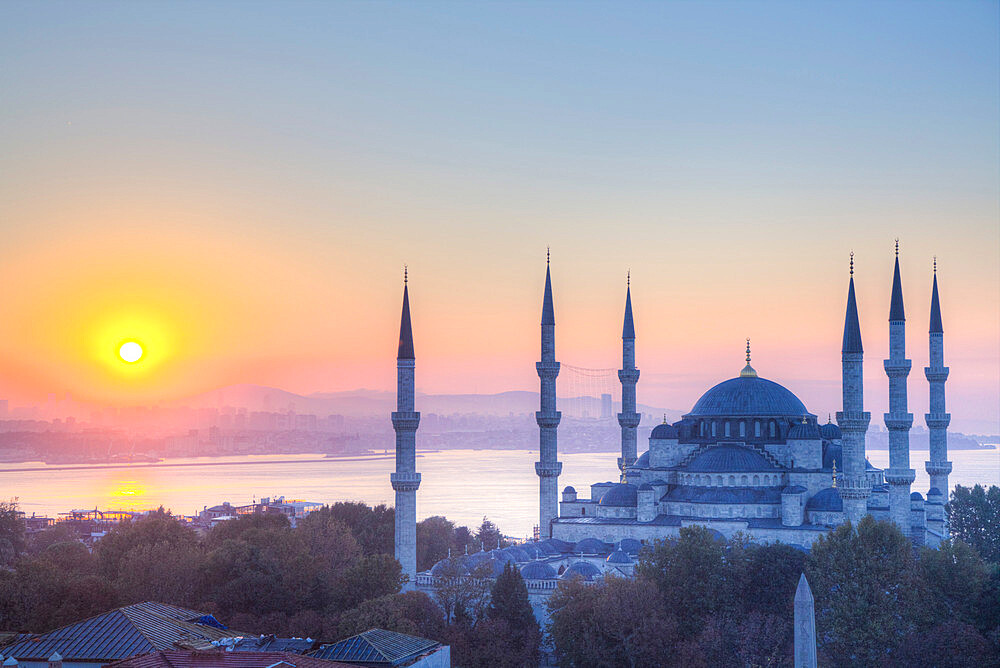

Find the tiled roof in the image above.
[
  {"left": 3, "top": 602, "right": 241, "bottom": 662},
  {"left": 105, "top": 649, "right": 357, "bottom": 668},
  {"left": 309, "top": 629, "right": 439, "bottom": 666}
]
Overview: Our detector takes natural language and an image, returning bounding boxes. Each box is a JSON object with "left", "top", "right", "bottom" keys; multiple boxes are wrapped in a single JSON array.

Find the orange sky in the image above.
[{"left": 0, "top": 2, "right": 997, "bottom": 433}]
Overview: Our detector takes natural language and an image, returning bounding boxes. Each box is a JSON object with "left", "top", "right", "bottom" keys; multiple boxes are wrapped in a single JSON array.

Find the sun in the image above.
[{"left": 119, "top": 341, "right": 143, "bottom": 363}]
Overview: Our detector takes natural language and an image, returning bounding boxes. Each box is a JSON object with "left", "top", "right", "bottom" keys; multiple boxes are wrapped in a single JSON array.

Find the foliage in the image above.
[
  {"left": 0, "top": 500, "right": 26, "bottom": 563},
  {"left": 474, "top": 517, "right": 507, "bottom": 551},
  {"left": 486, "top": 563, "right": 541, "bottom": 667},
  {"left": 547, "top": 575, "right": 676, "bottom": 668},
  {"left": 337, "top": 590, "right": 445, "bottom": 639},
  {"left": 950, "top": 484, "right": 1000, "bottom": 563}
]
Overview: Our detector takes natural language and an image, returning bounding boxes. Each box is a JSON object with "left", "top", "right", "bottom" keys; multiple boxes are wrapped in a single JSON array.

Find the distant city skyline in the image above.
[{"left": 0, "top": 2, "right": 996, "bottom": 434}]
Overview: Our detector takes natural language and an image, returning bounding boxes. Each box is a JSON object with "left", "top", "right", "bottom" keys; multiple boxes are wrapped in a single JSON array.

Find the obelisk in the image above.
[{"left": 794, "top": 573, "right": 817, "bottom": 668}]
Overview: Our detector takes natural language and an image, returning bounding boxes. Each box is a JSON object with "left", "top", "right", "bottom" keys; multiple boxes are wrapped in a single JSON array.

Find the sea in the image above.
[{"left": 2, "top": 447, "right": 998, "bottom": 538}]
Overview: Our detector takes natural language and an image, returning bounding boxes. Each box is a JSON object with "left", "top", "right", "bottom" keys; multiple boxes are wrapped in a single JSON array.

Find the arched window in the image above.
[
  {"left": 728, "top": 475, "right": 735, "bottom": 486},
  {"left": 770, "top": 421, "right": 776, "bottom": 438},
  {"left": 753, "top": 475, "right": 760, "bottom": 486},
  {"left": 740, "top": 422, "right": 746, "bottom": 438},
  {"left": 716, "top": 475, "right": 723, "bottom": 486},
  {"left": 581, "top": 507, "right": 586, "bottom": 516},
  {"left": 724, "top": 422, "right": 731, "bottom": 437},
  {"left": 755, "top": 421, "right": 761, "bottom": 438},
  {"left": 712, "top": 422, "right": 717, "bottom": 437},
  {"left": 741, "top": 475, "right": 748, "bottom": 486}
]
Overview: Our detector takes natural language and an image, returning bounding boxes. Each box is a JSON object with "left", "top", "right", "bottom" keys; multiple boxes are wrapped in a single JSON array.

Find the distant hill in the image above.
[{"left": 181, "top": 384, "right": 677, "bottom": 419}]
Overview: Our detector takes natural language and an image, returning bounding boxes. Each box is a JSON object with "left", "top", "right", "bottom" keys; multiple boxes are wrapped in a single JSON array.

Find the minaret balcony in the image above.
[
  {"left": 924, "top": 368, "right": 949, "bottom": 382},
  {"left": 925, "top": 460, "right": 953, "bottom": 476},
  {"left": 835, "top": 412, "right": 871, "bottom": 431},
  {"left": 884, "top": 468, "right": 916, "bottom": 485},
  {"left": 883, "top": 359, "right": 912, "bottom": 376},
  {"left": 535, "top": 461, "right": 563, "bottom": 478},
  {"left": 617, "top": 413, "right": 640, "bottom": 428},
  {"left": 925, "top": 413, "right": 951, "bottom": 429},
  {"left": 390, "top": 471, "right": 422, "bottom": 492},
  {"left": 391, "top": 412, "right": 421, "bottom": 431},
  {"left": 536, "top": 412, "right": 561, "bottom": 428},
  {"left": 883, "top": 414, "right": 914, "bottom": 431},
  {"left": 618, "top": 369, "right": 640, "bottom": 383},
  {"left": 536, "top": 361, "right": 560, "bottom": 379}
]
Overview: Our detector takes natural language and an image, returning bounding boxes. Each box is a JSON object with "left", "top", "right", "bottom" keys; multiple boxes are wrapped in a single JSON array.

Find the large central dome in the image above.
[{"left": 686, "top": 375, "right": 811, "bottom": 417}]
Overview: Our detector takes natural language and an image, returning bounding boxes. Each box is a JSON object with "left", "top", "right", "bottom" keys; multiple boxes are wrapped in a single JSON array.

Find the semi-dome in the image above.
[
  {"left": 685, "top": 445, "right": 779, "bottom": 473},
  {"left": 687, "top": 375, "right": 811, "bottom": 417},
  {"left": 616, "top": 538, "right": 642, "bottom": 555},
  {"left": 520, "top": 561, "right": 557, "bottom": 580},
  {"left": 634, "top": 451, "right": 650, "bottom": 467},
  {"left": 650, "top": 423, "right": 678, "bottom": 439},
  {"left": 598, "top": 483, "right": 638, "bottom": 507},
  {"left": 819, "top": 422, "right": 842, "bottom": 440},
  {"left": 927, "top": 487, "right": 943, "bottom": 498},
  {"left": 575, "top": 537, "right": 610, "bottom": 554},
  {"left": 806, "top": 487, "right": 843, "bottom": 512},
  {"left": 822, "top": 442, "right": 842, "bottom": 470},
  {"left": 787, "top": 421, "right": 820, "bottom": 440},
  {"left": 562, "top": 561, "right": 602, "bottom": 581},
  {"left": 911, "top": 492, "right": 925, "bottom": 501},
  {"left": 562, "top": 486, "right": 576, "bottom": 494}
]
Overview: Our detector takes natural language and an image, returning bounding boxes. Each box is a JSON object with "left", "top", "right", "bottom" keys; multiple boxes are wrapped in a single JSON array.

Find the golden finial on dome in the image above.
[
  {"left": 662, "top": 413, "right": 667, "bottom": 424},
  {"left": 740, "top": 338, "right": 757, "bottom": 378}
]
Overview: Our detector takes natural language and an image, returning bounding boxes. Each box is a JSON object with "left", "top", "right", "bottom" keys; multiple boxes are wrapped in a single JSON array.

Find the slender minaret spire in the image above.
[
  {"left": 925, "top": 258, "right": 951, "bottom": 531},
  {"left": 836, "top": 253, "right": 872, "bottom": 523},
  {"left": 391, "top": 267, "right": 420, "bottom": 588},
  {"left": 618, "top": 272, "right": 640, "bottom": 471},
  {"left": 536, "top": 249, "right": 562, "bottom": 537},
  {"left": 884, "top": 241, "right": 915, "bottom": 533}
]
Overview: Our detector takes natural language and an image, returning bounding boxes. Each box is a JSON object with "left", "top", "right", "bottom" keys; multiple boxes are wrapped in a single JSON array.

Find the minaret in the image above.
[
  {"left": 836, "top": 253, "right": 872, "bottom": 523},
  {"left": 618, "top": 272, "right": 640, "bottom": 472},
  {"left": 925, "top": 259, "right": 952, "bottom": 520},
  {"left": 391, "top": 268, "right": 420, "bottom": 588},
  {"left": 536, "top": 250, "right": 562, "bottom": 538},
  {"left": 884, "top": 241, "right": 915, "bottom": 533}
]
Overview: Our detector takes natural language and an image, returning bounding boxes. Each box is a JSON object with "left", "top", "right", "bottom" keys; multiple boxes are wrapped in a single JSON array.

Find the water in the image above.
[{"left": 1, "top": 448, "right": 997, "bottom": 538}]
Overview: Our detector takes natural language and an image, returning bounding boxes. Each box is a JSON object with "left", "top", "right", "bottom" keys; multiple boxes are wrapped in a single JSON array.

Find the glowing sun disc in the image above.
[{"left": 119, "top": 341, "right": 143, "bottom": 363}]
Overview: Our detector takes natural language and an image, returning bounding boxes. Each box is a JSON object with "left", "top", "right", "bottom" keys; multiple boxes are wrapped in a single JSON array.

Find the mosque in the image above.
[{"left": 395, "top": 247, "right": 953, "bottom": 605}]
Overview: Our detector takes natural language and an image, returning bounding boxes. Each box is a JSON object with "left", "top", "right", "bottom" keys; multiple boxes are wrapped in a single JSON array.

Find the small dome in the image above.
[
  {"left": 687, "top": 375, "right": 811, "bottom": 417},
  {"left": 616, "top": 538, "right": 643, "bottom": 554},
  {"left": 535, "top": 541, "right": 559, "bottom": 556},
  {"left": 634, "top": 451, "right": 650, "bottom": 468},
  {"left": 490, "top": 549, "right": 517, "bottom": 565},
  {"left": 488, "top": 557, "right": 511, "bottom": 577},
  {"left": 651, "top": 423, "right": 678, "bottom": 439},
  {"left": 783, "top": 485, "right": 807, "bottom": 494},
  {"left": 686, "top": 445, "right": 778, "bottom": 473},
  {"left": 506, "top": 546, "right": 531, "bottom": 562},
  {"left": 520, "top": 561, "right": 557, "bottom": 580},
  {"left": 575, "top": 537, "right": 610, "bottom": 554},
  {"left": 787, "top": 421, "right": 820, "bottom": 440},
  {"left": 562, "top": 561, "right": 602, "bottom": 581},
  {"left": 806, "top": 487, "right": 843, "bottom": 512},
  {"left": 819, "top": 422, "right": 842, "bottom": 440},
  {"left": 606, "top": 548, "right": 633, "bottom": 564},
  {"left": 927, "top": 487, "right": 943, "bottom": 498},
  {"left": 430, "top": 558, "right": 468, "bottom": 577},
  {"left": 520, "top": 543, "right": 543, "bottom": 560},
  {"left": 911, "top": 492, "right": 925, "bottom": 501},
  {"left": 598, "top": 483, "right": 638, "bottom": 507},
  {"left": 562, "top": 486, "right": 576, "bottom": 494}
]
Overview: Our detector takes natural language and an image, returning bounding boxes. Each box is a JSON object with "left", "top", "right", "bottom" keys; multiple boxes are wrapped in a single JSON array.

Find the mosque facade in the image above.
[{"left": 408, "top": 247, "right": 952, "bottom": 610}]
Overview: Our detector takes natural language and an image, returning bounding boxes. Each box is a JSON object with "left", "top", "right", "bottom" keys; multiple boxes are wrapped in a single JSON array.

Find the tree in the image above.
[
  {"left": 949, "top": 485, "right": 1000, "bottom": 563},
  {"left": 486, "top": 563, "right": 541, "bottom": 667},
  {"left": 635, "top": 526, "right": 729, "bottom": 638},
  {"left": 329, "top": 553, "right": 405, "bottom": 613},
  {"left": 324, "top": 502, "right": 394, "bottom": 556},
  {"left": 547, "top": 575, "right": 676, "bottom": 668},
  {"left": 432, "top": 560, "right": 493, "bottom": 625},
  {"left": 806, "top": 517, "right": 926, "bottom": 667},
  {"left": 417, "top": 516, "right": 456, "bottom": 572},
  {"left": 337, "top": 590, "right": 445, "bottom": 640},
  {"left": 474, "top": 517, "right": 505, "bottom": 551},
  {"left": 0, "top": 500, "right": 26, "bottom": 561},
  {"left": 96, "top": 509, "right": 200, "bottom": 579}
]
